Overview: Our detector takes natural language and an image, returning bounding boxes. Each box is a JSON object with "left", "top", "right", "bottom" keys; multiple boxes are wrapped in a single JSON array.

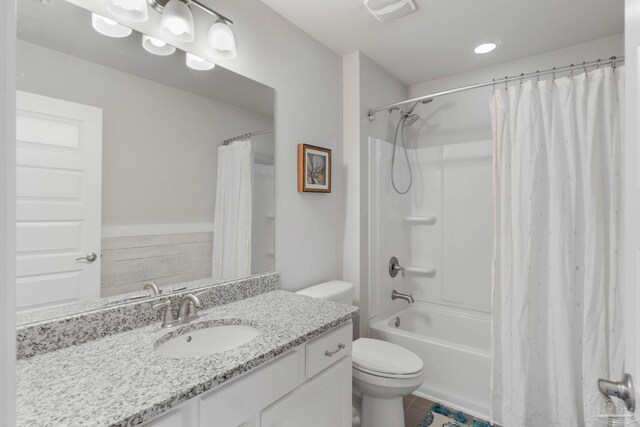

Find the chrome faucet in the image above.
[
  {"left": 391, "top": 289, "right": 414, "bottom": 304},
  {"left": 144, "top": 282, "right": 162, "bottom": 296},
  {"left": 152, "top": 294, "right": 202, "bottom": 328}
]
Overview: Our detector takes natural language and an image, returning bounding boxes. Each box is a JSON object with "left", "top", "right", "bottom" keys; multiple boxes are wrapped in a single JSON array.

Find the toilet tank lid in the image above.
[{"left": 296, "top": 280, "right": 354, "bottom": 302}]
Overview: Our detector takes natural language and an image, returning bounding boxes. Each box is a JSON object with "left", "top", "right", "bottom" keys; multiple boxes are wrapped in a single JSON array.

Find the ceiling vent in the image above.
[{"left": 364, "top": 0, "right": 417, "bottom": 22}]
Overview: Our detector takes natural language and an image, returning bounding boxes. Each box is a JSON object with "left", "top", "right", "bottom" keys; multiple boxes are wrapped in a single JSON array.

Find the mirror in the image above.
[{"left": 15, "top": 0, "right": 275, "bottom": 321}]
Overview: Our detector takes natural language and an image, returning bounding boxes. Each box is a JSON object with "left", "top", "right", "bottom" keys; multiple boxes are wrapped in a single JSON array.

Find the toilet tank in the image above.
[{"left": 296, "top": 280, "right": 354, "bottom": 306}]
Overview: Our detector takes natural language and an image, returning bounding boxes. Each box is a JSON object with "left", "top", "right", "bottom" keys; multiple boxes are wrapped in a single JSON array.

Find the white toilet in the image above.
[{"left": 297, "top": 281, "right": 425, "bottom": 427}]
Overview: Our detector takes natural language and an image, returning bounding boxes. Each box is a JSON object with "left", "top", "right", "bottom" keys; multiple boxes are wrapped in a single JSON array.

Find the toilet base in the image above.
[{"left": 361, "top": 394, "right": 404, "bottom": 427}]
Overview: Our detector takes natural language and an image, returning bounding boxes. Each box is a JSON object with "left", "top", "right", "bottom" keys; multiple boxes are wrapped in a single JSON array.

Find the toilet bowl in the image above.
[{"left": 296, "top": 281, "right": 425, "bottom": 427}]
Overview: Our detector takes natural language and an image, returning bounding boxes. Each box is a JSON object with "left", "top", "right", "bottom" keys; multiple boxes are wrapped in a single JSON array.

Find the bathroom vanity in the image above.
[
  {"left": 16, "top": 282, "right": 358, "bottom": 427},
  {"left": 146, "top": 323, "right": 352, "bottom": 427}
]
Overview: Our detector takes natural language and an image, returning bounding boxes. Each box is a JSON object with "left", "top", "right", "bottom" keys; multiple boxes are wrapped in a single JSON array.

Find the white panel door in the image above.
[{"left": 15, "top": 91, "right": 102, "bottom": 310}]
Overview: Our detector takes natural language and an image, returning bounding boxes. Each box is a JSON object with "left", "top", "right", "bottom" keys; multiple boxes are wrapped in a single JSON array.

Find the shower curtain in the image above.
[
  {"left": 212, "top": 139, "right": 254, "bottom": 281},
  {"left": 491, "top": 67, "right": 624, "bottom": 426}
]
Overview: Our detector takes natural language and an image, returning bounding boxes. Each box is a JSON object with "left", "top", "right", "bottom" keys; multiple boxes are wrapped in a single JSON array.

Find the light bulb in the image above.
[
  {"left": 107, "top": 0, "right": 149, "bottom": 22},
  {"left": 161, "top": 0, "right": 195, "bottom": 43},
  {"left": 186, "top": 53, "right": 215, "bottom": 71},
  {"left": 91, "top": 13, "right": 132, "bottom": 38},
  {"left": 142, "top": 35, "right": 176, "bottom": 56},
  {"left": 207, "top": 19, "right": 236, "bottom": 59}
]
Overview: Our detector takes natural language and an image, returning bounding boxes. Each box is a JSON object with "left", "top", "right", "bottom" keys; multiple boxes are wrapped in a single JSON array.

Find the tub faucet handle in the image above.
[{"left": 389, "top": 256, "right": 405, "bottom": 278}]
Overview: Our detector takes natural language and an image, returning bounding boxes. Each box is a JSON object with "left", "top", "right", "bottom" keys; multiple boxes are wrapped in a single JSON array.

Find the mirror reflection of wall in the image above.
[{"left": 15, "top": 0, "right": 275, "bottom": 313}]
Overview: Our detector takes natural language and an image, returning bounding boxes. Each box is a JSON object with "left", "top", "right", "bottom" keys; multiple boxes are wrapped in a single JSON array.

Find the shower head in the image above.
[
  {"left": 403, "top": 114, "right": 419, "bottom": 127},
  {"left": 388, "top": 97, "right": 434, "bottom": 123},
  {"left": 405, "top": 98, "right": 433, "bottom": 115}
]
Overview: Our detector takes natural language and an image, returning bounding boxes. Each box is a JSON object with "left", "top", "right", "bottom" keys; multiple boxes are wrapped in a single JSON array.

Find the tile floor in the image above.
[{"left": 403, "top": 394, "right": 435, "bottom": 427}]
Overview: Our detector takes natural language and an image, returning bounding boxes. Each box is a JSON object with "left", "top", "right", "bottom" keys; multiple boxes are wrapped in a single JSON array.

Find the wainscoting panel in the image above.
[{"left": 101, "top": 231, "right": 213, "bottom": 297}]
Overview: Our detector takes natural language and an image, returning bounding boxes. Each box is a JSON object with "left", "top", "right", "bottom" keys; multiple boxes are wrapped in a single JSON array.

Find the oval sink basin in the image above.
[{"left": 156, "top": 325, "right": 261, "bottom": 358}]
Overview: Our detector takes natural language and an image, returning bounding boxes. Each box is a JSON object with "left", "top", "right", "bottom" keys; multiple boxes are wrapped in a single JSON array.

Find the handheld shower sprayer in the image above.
[{"left": 389, "top": 98, "right": 433, "bottom": 194}]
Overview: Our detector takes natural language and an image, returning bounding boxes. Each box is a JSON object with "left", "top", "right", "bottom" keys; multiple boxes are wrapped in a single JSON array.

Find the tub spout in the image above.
[{"left": 391, "top": 290, "right": 414, "bottom": 304}]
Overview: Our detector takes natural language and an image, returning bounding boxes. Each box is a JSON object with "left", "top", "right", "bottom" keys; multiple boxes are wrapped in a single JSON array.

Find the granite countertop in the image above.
[{"left": 17, "top": 290, "right": 358, "bottom": 427}]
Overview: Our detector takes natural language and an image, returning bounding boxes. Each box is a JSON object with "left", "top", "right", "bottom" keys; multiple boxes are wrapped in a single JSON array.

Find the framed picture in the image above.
[{"left": 298, "top": 144, "right": 331, "bottom": 193}]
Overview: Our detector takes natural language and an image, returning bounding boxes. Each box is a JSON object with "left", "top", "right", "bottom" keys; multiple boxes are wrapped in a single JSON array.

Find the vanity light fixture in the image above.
[
  {"left": 160, "top": 0, "right": 195, "bottom": 42},
  {"left": 207, "top": 19, "right": 236, "bottom": 59},
  {"left": 148, "top": 0, "right": 236, "bottom": 57},
  {"left": 142, "top": 35, "right": 176, "bottom": 56},
  {"left": 474, "top": 42, "right": 497, "bottom": 54},
  {"left": 186, "top": 52, "right": 216, "bottom": 70},
  {"left": 91, "top": 13, "right": 132, "bottom": 38},
  {"left": 106, "top": 0, "right": 149, "bottom": 23}
]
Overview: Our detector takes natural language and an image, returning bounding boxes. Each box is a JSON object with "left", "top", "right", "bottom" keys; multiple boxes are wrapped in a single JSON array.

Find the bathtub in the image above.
[{"left": 369, "top": 302, "right": 491, "bottom": 419}]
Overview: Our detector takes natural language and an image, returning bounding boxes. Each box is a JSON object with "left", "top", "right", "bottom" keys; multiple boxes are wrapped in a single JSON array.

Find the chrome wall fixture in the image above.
[{"left": 91, "top": 0, "right": 237, "bottom": 71}]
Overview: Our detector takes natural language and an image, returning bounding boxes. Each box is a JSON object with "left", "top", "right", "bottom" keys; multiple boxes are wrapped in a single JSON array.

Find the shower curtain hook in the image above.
[
  {"left": 536, "top": 70, "right": 540, "bottom": 82},
  {"left": 520, "top": 73, "right": 524, "bottom": 85},
  {"left": 582, "top": 61, "right": 588, "bottom": 74},
  {"left": 611, "top": 56, "right": 617, "bottom": 70},
  {"left": 569, "top": 64, "right": 574, "bottom": 78},
  {"left": 597, "top": 59, "right": 601, "bottom": 69},
  {"left": 552, "top": 67, "right": 557, "bottom": 81},
  {"left": 492, "top": 78, "right": 496, "bottom": 90},
  {"left": 504, "top": 76, "right": 508, "bottom": 90}
]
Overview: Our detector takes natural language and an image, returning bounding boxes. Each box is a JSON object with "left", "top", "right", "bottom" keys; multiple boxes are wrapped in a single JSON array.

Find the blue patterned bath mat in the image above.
[{"left": 418, "top": 403, "right": 494, "bottom": 427}]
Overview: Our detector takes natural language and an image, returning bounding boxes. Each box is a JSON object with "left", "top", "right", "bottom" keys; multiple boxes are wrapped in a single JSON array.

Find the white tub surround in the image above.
[
  {"left": 370, "top": 302, "right": 491, "bottom": 418},
  {"left": 17, "top": 291, "right": 358, "bottom": 426}
]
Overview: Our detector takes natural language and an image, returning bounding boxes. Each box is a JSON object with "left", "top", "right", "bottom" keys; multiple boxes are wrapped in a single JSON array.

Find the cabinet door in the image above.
[{"left": 261, "top": 357, "right": 352, "bottom": 427}]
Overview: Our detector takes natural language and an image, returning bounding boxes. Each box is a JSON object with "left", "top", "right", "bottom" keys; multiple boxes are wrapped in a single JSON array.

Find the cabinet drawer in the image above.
[{"left": 305, "top": 322, "right": 352, "bottom": 378}]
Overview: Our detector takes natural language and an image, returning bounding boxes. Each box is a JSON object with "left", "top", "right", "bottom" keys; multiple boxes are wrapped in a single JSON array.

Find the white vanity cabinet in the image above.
[{"left": 143, "top": 322, "right": 353, "bottom": 427}]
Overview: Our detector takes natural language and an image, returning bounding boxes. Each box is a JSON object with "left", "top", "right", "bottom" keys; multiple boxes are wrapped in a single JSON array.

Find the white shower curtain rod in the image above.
[
  {"left": 367, "top": 56, "right": 624, "bottom": 121},
  {"left": 222, "top": 128, "right": 274, "bottom": 145}
]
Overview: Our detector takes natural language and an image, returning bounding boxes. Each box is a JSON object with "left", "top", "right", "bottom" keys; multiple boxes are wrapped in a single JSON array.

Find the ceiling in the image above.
[
  {"left": 260, "top": 0, "right": 624, "bottom": 85},
  {"left": 18, "top": 0, "right": 274, "bottom": 118}
]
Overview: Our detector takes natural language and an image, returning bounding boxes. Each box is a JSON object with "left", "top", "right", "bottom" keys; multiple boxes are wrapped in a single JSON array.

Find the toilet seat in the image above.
[
  {"left": 352, "top": 338, "right": 424, "bottom": 378},
  {"left": 353, "top": 364, "right": 423, "bottom": 379}
]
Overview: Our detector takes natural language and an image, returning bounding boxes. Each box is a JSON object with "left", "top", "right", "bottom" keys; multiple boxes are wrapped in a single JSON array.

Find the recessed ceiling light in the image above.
[{"left": 474, "top": 42, "right": 497, "bottom": 54}]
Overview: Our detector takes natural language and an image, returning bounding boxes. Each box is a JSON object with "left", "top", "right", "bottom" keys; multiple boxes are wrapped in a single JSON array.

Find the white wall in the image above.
[
  {"left": 0, "top": 0, "right": 15, "bottom": 424},
  {"left": 16, "top": 40, "right": 273, "bottom": 229},
  {"left": 205, "top": 0, "right": 344, "bottom": 290},
  {"left": 343, "top": 52, "right": 407, "bottom": 337}
]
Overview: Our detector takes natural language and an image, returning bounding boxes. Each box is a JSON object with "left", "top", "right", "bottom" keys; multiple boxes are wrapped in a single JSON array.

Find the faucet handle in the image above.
[
  {"left": 389, "top": 256, "right": 405, "bottom": 278},
  {"left": 152, "top": 301, "right": 175, "bottom": 327},
  {"left": 151, "top": 301, "right": 170, "bottom": 310},
  {"left": 144, "top": 282, "right": 162, "bottom": 296}
]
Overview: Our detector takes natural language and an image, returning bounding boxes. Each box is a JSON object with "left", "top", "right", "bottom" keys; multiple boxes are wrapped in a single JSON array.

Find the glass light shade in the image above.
[
  {"left": 107, "top": 0, "right": 149, "bottom": 22},
  {"left": 161, "top": 0, "right": 195, "bottom": 43},
  {"left": 142, "top": 35, "right": 176, "bottom": 56},
  {"left": 207, "top": 19, "right": 236, "bottom": 59},
  {"left": 186, "top": 53, "right": 215, "bottom": 71},
  {"left": 91, "top": 13, "right": 132, "bottom": 38}
]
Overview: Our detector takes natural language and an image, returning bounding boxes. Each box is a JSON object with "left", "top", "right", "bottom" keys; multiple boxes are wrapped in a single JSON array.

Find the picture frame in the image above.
[{"left": 298, "top": 144, "right": 332, "bottom": 193}]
